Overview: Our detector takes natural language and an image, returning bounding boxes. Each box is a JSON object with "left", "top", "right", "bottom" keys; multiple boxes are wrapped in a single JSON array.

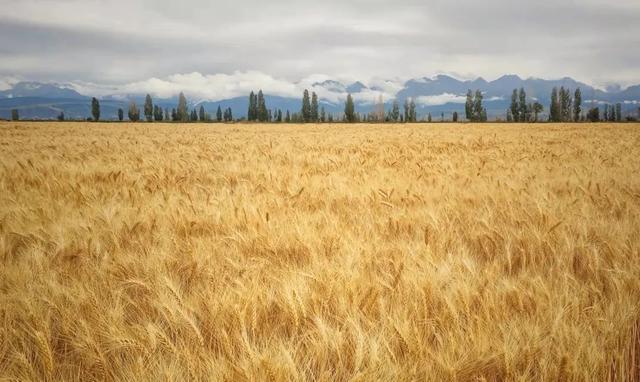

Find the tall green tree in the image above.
[
  {"left": 452, "top": 111, "right": 458, "bottom": 122},
  {"left": 11, "top": 109, "right": 19, "bottom": 121},
  {"left": 518, "top": 88, "right": 527, "bottom": 122},
  {"left": 311, "top": 92, "right": 319, "bottom": 122},
  {"left": 465, "top": 90, "right": 474, "bottom": 121},
  {"left": 320, "top": 106, "right": 326, "bottom": 122},
  {"left": 532, "top": 102, "right": 543, "bottom": 122},
  {"left": 128, "top": 100, "right": 140, "bottom": 122},
  {"left": 216, "top": 106, "right": 222, "bottom": 122},
  {"left": 615, "top": 103, "right": 622, "bottom": 122},
  {"left": 153, "top": 105, "right": 163, "bottom": 121},
  {"left": 257, "top": 90, "right": 268, "bottom": 122},
  {"left": 560, "top": 87, "right": 572, "bottom": 122},
  {"left": 573, "top": 88, "right": 582, "bottom": 122},
  {"left": 285, "top": 110, "right": 291, "bottom": 123},
  {"left": 344, "top": 94, "right": 356, "bottom": 123},
  {"left": 144, "top": 94, "right": 153, "bottom": 122},
  {"left": 403, "top": 99, "right": 410, "bottom": 123},
  {"left": 549, "top": 87, "right": 560, "bottom": 122},
  {"left": 91, "top": 97, "right": 100, "bottom": 121},
  {"left": 427, "top": 112, "right": 432, "bottom": 123},
  {"left": 199, "top": 105, "right": 206, "bottom": 121},
  {"left": 409, "top": 98, "right": 416, "bottom": 122},
  {"left": 118, "top": 108, "right": 124, "bottom": 121},
  {"left": 223, "top": 107, "right": 233, "bottom": 122},
  {"left": 390, "top": 100, "right": 400, "bottom": 122},
  {"left": 473, "top": 90, "right": 484, "bottom": 122},
  {"left": 301, "top": 90, "right": 311, "bottom": 122},
  {"left": 177, "top": 92, "right": 188, "bottom": 122},
  {"left": 609, "top": 104, "right": 616, "bottom": 121},
  {"left": 248, "top": 91, "right": 256, "bottom": 121},
  {"left": 587, "top": 107, "right": 600, "bottom": 122},
  {"left": 510, "top": 89, "right": 519, "bottom": 123}
]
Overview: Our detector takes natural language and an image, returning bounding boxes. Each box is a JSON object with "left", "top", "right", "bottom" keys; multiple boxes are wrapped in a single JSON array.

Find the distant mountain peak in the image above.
[
  {"left": 313, "top": 80, "right": 346, "bottom": 92},
  {"left": 497, "top": 74, "right": 522, "bottom": 81},
  {"left": 346, "top": 81, "right": 367, "bottom": 93},
  {"left": 0, "top": 81, "right": 85, "bottom": 99}
]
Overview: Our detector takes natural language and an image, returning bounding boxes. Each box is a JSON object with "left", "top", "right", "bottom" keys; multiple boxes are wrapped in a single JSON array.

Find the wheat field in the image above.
[{"left": 1, "top": 121, "right": 639, "bottom": 381}]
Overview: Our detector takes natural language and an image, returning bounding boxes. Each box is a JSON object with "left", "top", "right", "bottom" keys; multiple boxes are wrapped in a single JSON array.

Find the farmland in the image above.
[{"left": 1, "top": 121, "right": 640, "bottom": 380}]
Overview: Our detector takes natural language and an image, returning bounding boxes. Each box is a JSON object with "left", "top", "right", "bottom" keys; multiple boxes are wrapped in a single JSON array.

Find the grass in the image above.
[{"left": 1, "top": 121, "right": 639, "bottom": 381}]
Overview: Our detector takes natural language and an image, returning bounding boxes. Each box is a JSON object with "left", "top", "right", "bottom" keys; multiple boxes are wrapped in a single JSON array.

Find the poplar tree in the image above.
[
  {"left": 118, "top": 108, "right": 124, "bottom": 121},
  {"left": 248, "top": 91, "right": 256, "bottom": 121},
  {"left": 609, "top": 104, "right": 616, "bottom": 121},
  {"left": 311, "top": 92, "right": 319, "bottom": 122},
  {"left": 320, "top": 106, "right": 326, "bottom": 122},
  {"left": 587, "top": 107, "right": 600, "bottom": 122},
  {"left": 128, "top": 100, "right": 140, "bottom": 122},
  {"left": 615, "top": 103, "right": 622, "bottom": 122},
  {"left": 532, "top": 102, "right": 543, "bottom": 122},
  {"left": 177, "top": 92, "right": 188, "bottom": 122},
  {"left": 301, "top": 90, "right": 311, "bottom": 122},
  {"left": 153, "top": 105, "right": 162, "bottom": 121},
  {"left": 510, "top": 89, "right": 519, "bottom": 122},
  {"left": 199, "top": 105, "right": 205, "bottom": 121},
  {"left": 344, "top": 94, "right": 356, "bottom": 123},
  {"left": 403, "top": 99, "right": 410, "bottom": 123},
  {"left": 573, "top": 88, "right": 582, "bottom": 122},
  {"left": 391, "top": 100, "right": 400, "bottom": 122},
  {"left": 549, "top": 87, "right": 560, "bottom": 122},
  {"left": 144, "top": 94, "right": 153, "bottom": 122},
  {"left": 559, "top": 87, "right": 572, "bottom": 122},
  {"left": 518, "top": 88, "right": 527, "bottom": 122},
  {"left": 91, "top": 97, "right": 100, "bottom": 121},
  {"left": 11, "top": 109, "right": 19, "bottom": 121},
  {"left": 473, "top": 90, "right": 484, "bottom": 122},
  {"left": 465, "top": 90, "right": 473, "bottom": 121},
  {"left": 257, "top": 90, "right": 268, "bottom": 122},
  {"left": 409, "top": 98, "right": 416, "bottom": 122},
  {"left": 216, "top": 106, "right": 222, "bottom": 122}
]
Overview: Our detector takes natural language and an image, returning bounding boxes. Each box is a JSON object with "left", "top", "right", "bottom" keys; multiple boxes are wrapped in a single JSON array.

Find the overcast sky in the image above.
[{"left": 0, "top": 0, "right": 639, "bottom": 99}]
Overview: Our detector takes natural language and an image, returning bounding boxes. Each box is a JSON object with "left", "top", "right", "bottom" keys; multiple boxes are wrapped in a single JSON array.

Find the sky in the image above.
[{"left": 0, "top": 0, "right": 639, "bottom": 100}]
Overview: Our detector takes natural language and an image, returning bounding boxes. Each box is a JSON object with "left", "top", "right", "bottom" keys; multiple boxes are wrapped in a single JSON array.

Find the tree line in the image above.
[{"left": 7, "top": 87, "right": 638, "bottom": 123}]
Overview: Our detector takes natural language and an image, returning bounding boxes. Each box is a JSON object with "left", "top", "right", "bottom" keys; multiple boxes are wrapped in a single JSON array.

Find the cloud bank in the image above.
[{"left": 0, "top": 0, "right": 638, "bottom": 89}]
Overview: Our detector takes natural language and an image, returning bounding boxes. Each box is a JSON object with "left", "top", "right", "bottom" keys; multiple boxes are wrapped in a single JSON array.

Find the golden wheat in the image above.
[{"left": 1, "top": 121, "right": 639, "bottom": 381}]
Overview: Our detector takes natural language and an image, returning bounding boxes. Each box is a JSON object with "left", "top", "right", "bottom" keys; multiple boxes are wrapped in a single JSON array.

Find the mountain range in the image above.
[{"left": 1, "top": 75, "right": 639, "bottom": 121}]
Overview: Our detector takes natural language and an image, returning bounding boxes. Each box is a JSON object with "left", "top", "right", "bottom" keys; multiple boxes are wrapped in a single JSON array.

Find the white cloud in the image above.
[
  {"left": 416, "top": 93, "right": 467, "bottom": 106},
  {"left": 0, "top": 75, "right": 21, "bottom": 91},
  {"left": 65, "top": 71, "right": 403, "bottom": 103},
  {"left": 1, "top": 0, "right": 638, "bottom": 87}
]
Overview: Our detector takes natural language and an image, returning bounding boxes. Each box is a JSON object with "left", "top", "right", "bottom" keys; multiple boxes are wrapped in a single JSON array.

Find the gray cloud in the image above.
[{"left": 0, "top": 0, "right": 638, "bottom": 89}]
